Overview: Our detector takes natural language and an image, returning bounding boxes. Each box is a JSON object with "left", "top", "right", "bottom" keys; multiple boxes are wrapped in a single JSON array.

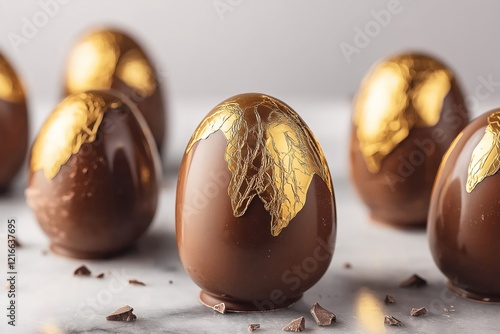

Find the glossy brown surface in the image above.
[
  {"left": 26, "top": 90, "right": 160, "bottom": 259},
  {"left": 176, "top": 94, "right": 336, "bottom": 312},
  {"left": 428, "top": 110, "right": 500, "bottom": 302},
  {"left": 350, "top": 54, "right": 468, "bottom": 227},
  {"left": 0, "top": 54, "right": 28, "bottom": 192},
  {"left": 63, "top": 28, "right": 166, "bottom": 156}
]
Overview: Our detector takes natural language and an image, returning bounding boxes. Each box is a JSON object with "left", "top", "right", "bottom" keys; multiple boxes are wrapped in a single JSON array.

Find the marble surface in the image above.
[
  {"left": 1, "top": 100, "right": 500, "bottom": 334},
  {"left": 1, "top": 173, "right": 500, "bottom": 334}
]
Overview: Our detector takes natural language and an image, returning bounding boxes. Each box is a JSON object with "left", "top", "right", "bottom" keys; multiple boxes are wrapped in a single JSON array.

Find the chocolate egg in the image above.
[
  {"left": 63, "top": 28, "right": 166, "bottom": 155},
  {"left": 0, "top": 53, "right": 28, "bottom": 192},
  {"left": 429, "top": 109, "right": 500, "bottom": 302},
  {"left": 350, "top": 53, "right": 469, "bottom": 227},
  {"left": 176, "top": 93, "right": 336, "bottom": 312},
  {"left": 26, "top": 90, "right": 160, "bottom": 259}
]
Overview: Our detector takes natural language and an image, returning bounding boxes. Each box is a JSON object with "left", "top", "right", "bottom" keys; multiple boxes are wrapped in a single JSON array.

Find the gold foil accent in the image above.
[
  {"left": 466, "top": 112, "right": 500, "bottom": 193},
  {"left": 186, "top": 95, "right": 332, "bottom": 236},
  {"left": 66, "top": 30, "right": 156, "bottom": 97},
  {"left": 0, "top": 54, "right": 24, "bottom": 102},
  {"left": 31, "top": 92, "right": 121, "bottom": 179},
  {"left": 354, "top": 54, "right": 452, "bottom": 173},
  {"left": 116, "top": 49, "right": 156, "bottom": 97}
]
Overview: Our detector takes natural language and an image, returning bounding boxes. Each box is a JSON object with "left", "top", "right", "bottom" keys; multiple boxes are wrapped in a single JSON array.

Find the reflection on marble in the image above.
[
  {"left": 1, "top": 171, "right": 500, "bottom": 333},
  {"left": 356, "top": 289, "right": 386, "bottom": 334}
]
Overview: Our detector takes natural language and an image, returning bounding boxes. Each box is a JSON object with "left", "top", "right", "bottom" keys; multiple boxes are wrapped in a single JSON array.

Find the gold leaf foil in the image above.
[
  {"left": 31, "top": 92, "right": 121, "bottom": 179},
  {"left": 0, "top": 54, "right": 24, "bottom": 102},
  {"left": 186, "top": 95, "right": 332, "bottom": 236},
  {"left": 115, "top": 49, "right": 156, "bottom": 97},
  {"left": 466, "top": 111, "right": 500, "bottom": 193},
  {"left": 354, "top": 54, "right": 452, "bottom": 173},
  {"left": 66, "top": 30, "right": 156, "bottom": 97}
]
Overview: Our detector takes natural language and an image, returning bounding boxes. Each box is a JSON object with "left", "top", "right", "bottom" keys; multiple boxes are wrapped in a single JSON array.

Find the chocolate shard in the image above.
[
  {"left": 74, "top": 265, "right": 91, "bottom": 276},
  {"left": 96, "top": 273, "right": 105, "bottom": 279},
  {"left": 410, "top": 307, "right": 427, "bottom": 316},
  {"left": 399, "top": 274, "right": 427, "bottom": 288},
  {"left": 14, "top": 238, "right": 21, "bottom": 248},
  {"left": 343, "top": 262, "right": 352, "bottom": 269},
  {"left": 384, "top": 315, "right": 403, "bottom": 327},
  {"left": 310, "top": 303, "right": 336, "bottom": 326},
  {"left": 282, "top": 316, "right": 305, "bottom": 332},
  {"left": 384, "top": 294, "right": 396, "bottom": 305},
  {"left": 128, "top": 279, "right": 146, "bottom": 286},
  {"left": 106, "top": 305, "right": 137, "bottom": 322},
  {"left": 248, "top": 323, "right": 260, "bottom": 332},
  {"left": 213, "top": 303, "right": 226, "bottom": 314}
]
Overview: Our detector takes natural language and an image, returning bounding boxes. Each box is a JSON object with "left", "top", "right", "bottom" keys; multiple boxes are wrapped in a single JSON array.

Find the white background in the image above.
[{"left": 2, "top": 0, "right": 500, "bottom": 174}]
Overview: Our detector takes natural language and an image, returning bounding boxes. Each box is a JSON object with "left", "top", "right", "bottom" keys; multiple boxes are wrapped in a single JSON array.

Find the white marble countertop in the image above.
[
  {"left": 1, "top": 100, "right": 500, "bottom": 333},
  {"left": 1, "top": 174, "right": 500, "bottom": 334}
]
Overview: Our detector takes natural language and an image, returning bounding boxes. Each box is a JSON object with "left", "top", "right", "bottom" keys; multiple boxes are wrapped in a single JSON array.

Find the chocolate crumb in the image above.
[
  {"left": 74, "top": 265, "right": 91, "bottom": 276},
  {"left": 248, "top": 323, "right": 260, "bottom": 332},
  {"left": 399, "top": 274, "right": 427, "bottom": 288},
  {"left": 343, "top": 262, "right": 352, "bottom": 269},
  {"left": 384, "top": 315, "right": 402, "bottom": 327},
  {"left": 283, "top": 316, "right": 305, "bottom": 332},
  {"left": 96, "top": 273, "right": 105, "bottom": 279},
  {"left": 213, "top": 303, "right": 226, "bottom": 314},
  {"left": 168, "top": 280, "right": 173, "bottom": 284},
  {"left": 106, "top": 305, "right": 137, "bottom": 322},
  {"left": 14, "top": 239, "right": 21, "bottom": 248},
  {"left": 128, "top": 279, "right": 146, "bottom": 286},
  {"left": 410, "top": 307, "right": 427, "bottom": 317},
  {"left": 384, "top": 294, "right": 396, "bottom": 305},
  {"left": 310, "top": 303, "right": 336, "bottom": 326}
]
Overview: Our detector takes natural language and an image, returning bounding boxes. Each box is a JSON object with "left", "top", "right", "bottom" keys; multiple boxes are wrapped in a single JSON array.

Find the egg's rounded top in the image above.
[
  {"left": 30, "top": 90, "right": 155, "bottom": 180},
  {"left": 354, "top": 52, "right": 457, "bottom": 173},
  {"left": 63, "top": 28, "right": 166, "bottom": 154},
  {"left": 64, "top": 28, "right": 157, "bottom": 98},
  {"left": 185, "top": 92, "right": 332, "bottom": 236},
  {"left": 0, "top": 52, "right": 25, "bottom": 103}
]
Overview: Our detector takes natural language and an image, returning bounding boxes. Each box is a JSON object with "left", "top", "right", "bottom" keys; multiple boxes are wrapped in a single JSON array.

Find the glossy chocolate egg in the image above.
[
  {"left": 26, "top": 90, "right": 160, "bottom": 259},
  {"left": 350, "top": 53, "right": 469, "bottom": 227},
  {"left": 429, "top": 109, "right": 500, "bottom": 302},
  {"left": 0, "top": 53, "right": 28, "bottom": 192},
  {"left": 176, "top": 93, "right": 336, "bottom": 312},
  {"left": 63, "top": 28, "right": 166, "bottom": 155}
]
